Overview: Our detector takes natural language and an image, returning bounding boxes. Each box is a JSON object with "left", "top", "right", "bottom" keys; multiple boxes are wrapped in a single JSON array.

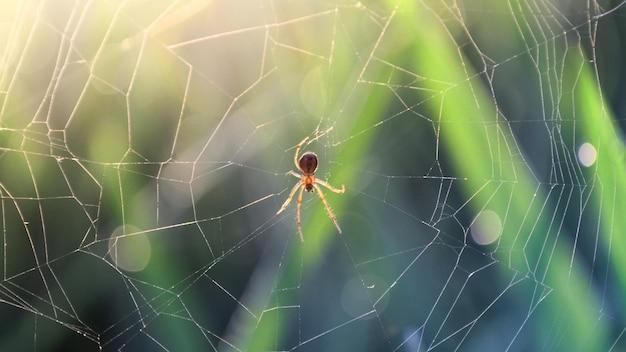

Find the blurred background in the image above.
[{"left": 1, "top": 0, "right": 626, "bottom": 351}]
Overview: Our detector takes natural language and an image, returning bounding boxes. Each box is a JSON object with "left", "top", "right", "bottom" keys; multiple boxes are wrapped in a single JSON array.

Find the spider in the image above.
[{"left": 276, "top": 136, "right": 345, "bottom": 241}]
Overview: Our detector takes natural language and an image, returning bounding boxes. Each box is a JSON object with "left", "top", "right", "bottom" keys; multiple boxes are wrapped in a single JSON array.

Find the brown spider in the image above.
[{"left": 276, "top": 137, "right": 345, "bottom": 241}]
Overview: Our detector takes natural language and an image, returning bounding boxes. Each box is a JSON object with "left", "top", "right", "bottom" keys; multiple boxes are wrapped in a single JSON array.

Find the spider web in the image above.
[{"left": 1, "top": 0, "right": 626, "bottom": 351}]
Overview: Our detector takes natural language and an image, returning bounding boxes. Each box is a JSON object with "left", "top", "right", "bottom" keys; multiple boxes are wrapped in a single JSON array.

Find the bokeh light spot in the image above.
[
  {"left": 341, "top": 274, "right": 388, "bottom": 319},
  {"left": 108, "top": 226, "right": 151, "bottom": 272},
  {"left": 470, "top": 210, "right": 502, "bottom": 246},
  {"left": 578, "top": 142, "right": 597, "bottom": 167}
]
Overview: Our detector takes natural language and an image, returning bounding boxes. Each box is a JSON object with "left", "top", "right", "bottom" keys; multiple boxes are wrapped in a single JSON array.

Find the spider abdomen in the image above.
[{"left": 298, "top": 152, "right": 318, "bottom": 174}]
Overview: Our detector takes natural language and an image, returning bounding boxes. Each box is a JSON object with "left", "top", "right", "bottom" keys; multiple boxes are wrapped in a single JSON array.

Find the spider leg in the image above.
[
  {"left": 296, "top": 185, "right": 305, "bottom": 242},
  {"left": 316, "top": 178, "right": 345, "bottom": 194},
  {"left": 277, "top": 183, "right": 303, "bottom": 215},
  {"left": 294, "top": 137, "right": 309, "bottom": 169},
  {"left": 313, "top": 184, "right": 342, "bottom": 234},
  {"left": 287, "top": 170, "right": 301, "bottom": 179}
]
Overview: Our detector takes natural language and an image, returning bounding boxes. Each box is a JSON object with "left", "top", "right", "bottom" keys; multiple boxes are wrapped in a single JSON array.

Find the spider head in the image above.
[{"left": 298, "top": 152, "right": 318, "bottom": 175}]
